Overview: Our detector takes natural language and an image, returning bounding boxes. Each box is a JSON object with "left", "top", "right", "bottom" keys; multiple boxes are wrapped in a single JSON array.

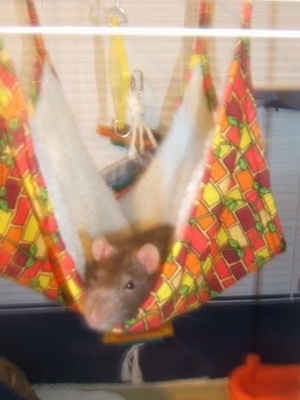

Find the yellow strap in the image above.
[{"left": 109, "top": 17, "right": 130, "bottom": 132}]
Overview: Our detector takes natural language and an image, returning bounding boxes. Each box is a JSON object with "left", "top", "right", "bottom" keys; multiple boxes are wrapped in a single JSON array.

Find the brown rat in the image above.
[{"left": 82, "top": 224, "right": 174, "bottom": 332}]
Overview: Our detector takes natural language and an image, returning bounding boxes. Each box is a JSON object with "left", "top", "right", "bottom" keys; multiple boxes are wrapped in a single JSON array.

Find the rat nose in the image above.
[
  {"left": 84, "top": 291, "right": 115, "bottom": 331},
  {"left": 85, "top": 309, "right": 104, "bottom": 330},
  {"left": 84, "top": 302, "right": 112, "bottom": 331}
]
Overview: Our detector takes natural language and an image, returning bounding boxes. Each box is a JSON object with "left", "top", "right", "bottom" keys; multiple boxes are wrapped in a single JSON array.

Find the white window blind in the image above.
[{"left": 0, "top": 0, "right": 300, "bottom": 307}]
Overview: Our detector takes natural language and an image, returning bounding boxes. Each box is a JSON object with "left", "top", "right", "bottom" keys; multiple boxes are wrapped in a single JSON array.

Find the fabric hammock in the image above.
[
  {"left": 0, "top": 40, "right": 83, "bottom": 310},
  {"left": 0, "top": 0, "right": 285, "bottom": 336},
  {"left": 0, "top": 0, "right": 130, "bottom": 311},
  {"left": 116, "top": 0, "right": 286, "bottom": 333}
]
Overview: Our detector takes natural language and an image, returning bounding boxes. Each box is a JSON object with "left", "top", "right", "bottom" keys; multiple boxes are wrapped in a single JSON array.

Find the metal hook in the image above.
[
  {"left": 108, "top": 0, "right": 127, "bottom": 26},
  {"left": 113, "top": 120, "right": 131, "bottom": 138}
]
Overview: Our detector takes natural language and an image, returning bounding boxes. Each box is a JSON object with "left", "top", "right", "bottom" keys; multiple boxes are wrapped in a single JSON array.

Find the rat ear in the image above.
[
  {"left": 91, "top": 235, "right": 116, "bottom": 261},
  {"left": 136, "top": 244, "right": 161, "bottom": 275}
]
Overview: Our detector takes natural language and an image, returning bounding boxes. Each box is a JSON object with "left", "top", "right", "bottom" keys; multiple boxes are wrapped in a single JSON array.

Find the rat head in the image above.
[{"left": 83, "top": 234, "right": 161, "bottom": 332}]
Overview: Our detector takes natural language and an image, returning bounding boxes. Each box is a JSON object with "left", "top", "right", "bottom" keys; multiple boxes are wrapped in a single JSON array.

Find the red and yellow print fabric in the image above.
[
  {"left": 0, "top": 0, "right": 286, "bottom": 336},
  {"left": 0, "top": 39, "right": 84, "bottom": 312},
  {"left": 181, "top": 0, "right": 217, "bottom": 112},
  {"left": 118, "top": 36, "right": 286, "bottom": 334},
  {"left": 25, "top": 0, "right": 49, "bottom": 113}
]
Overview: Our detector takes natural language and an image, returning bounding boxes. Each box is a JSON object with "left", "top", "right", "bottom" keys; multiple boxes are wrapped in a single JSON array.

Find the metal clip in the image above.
[
  {"left": 113, "top": 120, "right": 131, "bottom": 138},
  {"left": 108, "top": 0, "right": 127, "bottom": 26}
]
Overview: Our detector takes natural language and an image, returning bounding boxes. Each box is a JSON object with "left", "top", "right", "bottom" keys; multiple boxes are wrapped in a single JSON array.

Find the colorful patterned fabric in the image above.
[
  {"left": 116, "top": 1, "right": 286, "bottom": 334},
  {"left": 0, "top": 4, "right": 84, "bottom": 311},
  {"left": 25, "top": 0, "right": 57, "bottom": 112},
  {"left": 181, "top": 0, "right": 217, "bottom": 112},
  {"left": 0, "top": 0, "right": 286, "bottom": 336}
]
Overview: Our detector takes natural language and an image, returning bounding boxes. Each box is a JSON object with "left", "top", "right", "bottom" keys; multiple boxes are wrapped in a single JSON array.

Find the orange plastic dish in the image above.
[{"left": 229, "top": 354, "right": 300, "bottom": 400}]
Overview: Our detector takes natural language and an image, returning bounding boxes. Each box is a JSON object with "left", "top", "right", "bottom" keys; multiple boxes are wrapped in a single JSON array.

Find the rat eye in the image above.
[{"left": 125, "top": 280, "right": 135, "bottom": 290}]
